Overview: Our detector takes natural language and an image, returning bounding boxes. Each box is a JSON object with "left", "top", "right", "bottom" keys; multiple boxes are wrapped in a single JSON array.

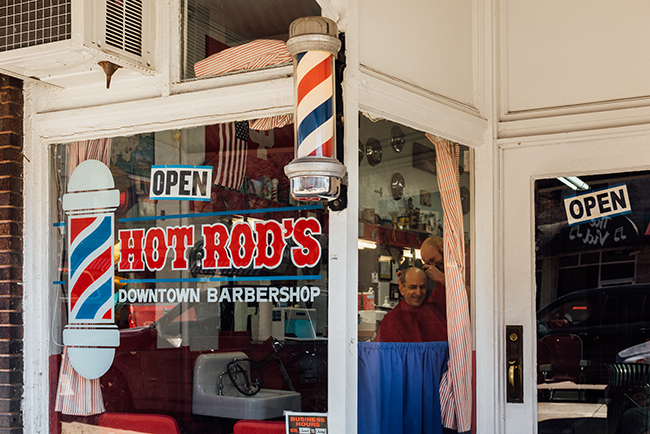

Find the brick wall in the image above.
[{"left": 0, "top": 74, "right": 23, "bottom": 433}]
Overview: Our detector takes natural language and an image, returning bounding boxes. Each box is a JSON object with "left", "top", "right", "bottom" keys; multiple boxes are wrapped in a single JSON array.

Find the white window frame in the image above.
[{"left": 22, "top": 2, "right": 496, "bottom": 434}]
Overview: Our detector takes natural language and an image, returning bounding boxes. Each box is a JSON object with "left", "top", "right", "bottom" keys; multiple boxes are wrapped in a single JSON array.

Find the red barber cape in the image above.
[{"left": 375, "top": 285, "right": 447, "bottom": 343}]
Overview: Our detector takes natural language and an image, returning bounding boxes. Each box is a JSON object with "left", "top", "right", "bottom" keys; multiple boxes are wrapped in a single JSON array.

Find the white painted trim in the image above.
[
  {"left": 316, "top": 0, "right": 341, "bottom": 23},
  {"left": 498, "top": 0, "right": 510, "bottom": 121},
  {"left": 160, "top": 0, "right": 175, "bottom": 96},
  {"left": 498, "top": 121, "right": 650, "bottom": 149},
  {"left": 23, "top": 82, "right": 52, "bottom": 434},
  {"left": 358, "top": 69, "right": 487, "bottom": 148},
  {"left": 474, "top": 0, "right": 501, "bottom": 432},
  {"left": 475, "top": 136, "right": 500, "bottom": 434},
  {"left": 327, "top": 0, "right": 358, "bottom": 431},
  {"left": 35, "top": 77, "right": 294, "bottom": 143},
  {"left": 498, "top": 104, "right": 650, "bottom": 139}
]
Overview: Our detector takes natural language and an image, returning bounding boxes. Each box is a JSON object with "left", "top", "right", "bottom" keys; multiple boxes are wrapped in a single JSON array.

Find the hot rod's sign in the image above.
[{"left": 118, "top": 217, "right": 322, "bottom": 272}]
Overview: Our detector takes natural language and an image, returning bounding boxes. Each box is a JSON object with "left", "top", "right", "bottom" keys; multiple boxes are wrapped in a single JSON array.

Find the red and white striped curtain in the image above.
[
  {"left": 55, "top": 138, "right": 112, "bottom": 416},
  {"left": 194, "top": 39, "right": 294, "bottom": 133},
  {"left": 427, "top": 134, "right": 472, "bottom": 433},
  {"left": 249, "top": 114, "right": 293, "bottom": 131}
]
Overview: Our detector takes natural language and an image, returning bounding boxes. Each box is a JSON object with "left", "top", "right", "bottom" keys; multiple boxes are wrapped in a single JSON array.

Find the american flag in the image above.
[{"left": 209, "top": 121, "right": 249, "bottom": 191}]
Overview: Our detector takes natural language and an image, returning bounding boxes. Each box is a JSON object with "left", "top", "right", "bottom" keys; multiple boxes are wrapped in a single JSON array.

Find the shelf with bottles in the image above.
[{"left": 359, "top": 220, "right": 433, "bottom": 249}]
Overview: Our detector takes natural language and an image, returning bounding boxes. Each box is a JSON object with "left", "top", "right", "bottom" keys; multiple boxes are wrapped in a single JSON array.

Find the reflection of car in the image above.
[
  {"left": 100, "top": 300, "right": 327, "bottom": 433},
  {"left": 537, "top": 284, "right": 650, "bottom": 384}
]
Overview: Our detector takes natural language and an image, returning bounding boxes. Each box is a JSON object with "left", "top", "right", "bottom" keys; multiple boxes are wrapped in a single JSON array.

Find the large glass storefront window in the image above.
[
  {"left": 356, "top": 114, "right": 473, "bottom": 434},
  {"left": 50, "top": 122, "right": 328, "bottom": 433},
  {"left": 180, "top": 0, "right": 321, "bottom": 81}
]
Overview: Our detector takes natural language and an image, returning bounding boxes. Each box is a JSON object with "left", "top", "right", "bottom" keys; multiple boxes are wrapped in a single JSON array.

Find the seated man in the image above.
[{"left": 375, "top": 267, "right": 447, "bottom": 343}]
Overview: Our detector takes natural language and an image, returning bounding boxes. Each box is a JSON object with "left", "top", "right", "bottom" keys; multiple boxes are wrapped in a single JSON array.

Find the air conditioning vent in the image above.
[
  {"left": 0, "top": 0, "right": 155, "bottom": 87},
  {"left": 0, "top": 0, "right": 72, "bottom": 52},
  {"left": 105, "top": 0, "right": 142, "bottom": 57}
]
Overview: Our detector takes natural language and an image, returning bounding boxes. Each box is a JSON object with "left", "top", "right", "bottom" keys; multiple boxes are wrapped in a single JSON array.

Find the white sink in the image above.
[{"left": 192, "top": 352, "right": 301, "bottom": 420}]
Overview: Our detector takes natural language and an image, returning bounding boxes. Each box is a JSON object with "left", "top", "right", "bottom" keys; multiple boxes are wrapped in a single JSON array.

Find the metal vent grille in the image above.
[
  {"left": 106, "top": 0, "right": 142, "bottom": 56},
  {"left": 0, "top": 0, "right": 72, "bottom": 52}
]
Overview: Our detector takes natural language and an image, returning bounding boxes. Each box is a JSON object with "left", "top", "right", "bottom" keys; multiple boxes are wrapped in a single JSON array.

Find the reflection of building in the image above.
[
  {"left": 536, "top": 174, "right": 650, "bottom": 308},
  {"left": 3, "top": 0, "right": 650, "bottom": 432}
]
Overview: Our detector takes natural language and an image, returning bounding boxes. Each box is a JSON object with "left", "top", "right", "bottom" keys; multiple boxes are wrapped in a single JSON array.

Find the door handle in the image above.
[
  {"left": 506, "top": 325, "right": 524, "bottom": 403},
  {"left": 508, "top": 359, "right": 517, "bottom": 390}
]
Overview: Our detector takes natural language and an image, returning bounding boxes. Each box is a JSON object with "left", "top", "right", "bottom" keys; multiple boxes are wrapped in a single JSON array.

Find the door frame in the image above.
[{"left": 498, "top": 127, "right": 650, "bottom": 433}]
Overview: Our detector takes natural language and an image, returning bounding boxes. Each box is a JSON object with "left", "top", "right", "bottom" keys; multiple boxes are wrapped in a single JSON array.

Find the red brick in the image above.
[
  {"left": 0, "top": 179, "right": 23, "bottom": 195},
  {"left": 0, "top": 283, "right": 22, "bottom": 297},
  {"left": 0, "top": 89, "right": 22, "bottom": 105},
  {"left": 0, "top": 134, "right": 21, "bottom": 148},
  {"left": 0, "top": 312, "right": 21, "bottom": 325},
  {"left": 0, "top": 119, "right": 22, "bottom": 134},
  {"left": 0, "top": 148, "right": 21, "bottom": 162},
  {"left": 0, "top": 76, "right": 22, "bottom": 89},
  {"left": 0, "top": 340, "right": 22, "bottom": 355},
  {"left": 0, "top": 254, "right": 21, "bottom": 267},
  {"left": 0, "top": 224, "right": 22, "bottom": 237},
  {"left": 0, "top": 194, "right": 22, "bottom": 208},
  {"left": 0, "top": 327, "right": 22, "bottom": 340},
  {"left": 0, "top": 104, "right": 21, "bottom": 119},
  {"left": 0, "top": 297, "right": 22, "bottom": 311},
  {"left": 0, "top": 269, "right": 22, "bottom": 281},
  {"left": 0, "top": 238, "right": 21, "bottom": 252},
  {"left": 0, "top": 209, "right": 22, "bottom": 222},
  {"left": 0, "top": 163, "right": 21, "bottom": 178}
]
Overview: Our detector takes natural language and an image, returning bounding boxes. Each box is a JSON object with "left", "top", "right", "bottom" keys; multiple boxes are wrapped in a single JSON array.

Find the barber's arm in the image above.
[{"left": 422, "top": 264, "right": 445, "bottom": 287}]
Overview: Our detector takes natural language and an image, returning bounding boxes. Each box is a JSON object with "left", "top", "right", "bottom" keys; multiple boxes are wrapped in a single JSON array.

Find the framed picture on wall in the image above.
[
  {"left": 379, "top": 260, "right": 392, "bottom": 280},
  {"left": 389, "top": 283, "right": 400, "bottom": 301},
  {"left": 412, "top": 142, "right": 436, "bottom": 175}
]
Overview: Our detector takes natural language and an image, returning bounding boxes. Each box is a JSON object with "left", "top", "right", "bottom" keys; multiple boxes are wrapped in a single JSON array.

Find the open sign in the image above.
[
  {"left": 563, "top": 184, "right": 631, "bottom": 226},
  {"left": 149, "top": 165, "right": 212, "bottom": 201}
]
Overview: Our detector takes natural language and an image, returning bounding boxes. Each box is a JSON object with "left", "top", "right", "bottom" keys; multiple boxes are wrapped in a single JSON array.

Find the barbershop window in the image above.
[
  {"left": 49, "top": 121, "right": 328, "bottom": 432},
  {"left": 180, "top": 0, "right": 321, "bottom": 81},
  {"left": 356, "top": 114, "right": 474, "bottom": 434}
]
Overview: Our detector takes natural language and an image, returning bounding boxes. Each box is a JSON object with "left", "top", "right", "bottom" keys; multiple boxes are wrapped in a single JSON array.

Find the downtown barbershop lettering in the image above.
[
  {"left": 118, "top": 217, "right": 321, "bottom": 272},
  {"left": 119, "top": 286, "right": 321, "bottom": 304}
]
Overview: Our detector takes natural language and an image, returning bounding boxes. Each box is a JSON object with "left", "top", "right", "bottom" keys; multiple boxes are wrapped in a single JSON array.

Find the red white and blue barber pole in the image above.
[
  {"left": 285, "top": 17, "right": 347, "bottom": 201},
  {"left": 62, "top": 160, "right": 120, "bottom": 379}
]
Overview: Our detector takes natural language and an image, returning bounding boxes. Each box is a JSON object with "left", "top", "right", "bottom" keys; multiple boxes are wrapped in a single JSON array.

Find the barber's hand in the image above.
[{"left": 423, "top": 264, "right": 445, "bottom": 286}]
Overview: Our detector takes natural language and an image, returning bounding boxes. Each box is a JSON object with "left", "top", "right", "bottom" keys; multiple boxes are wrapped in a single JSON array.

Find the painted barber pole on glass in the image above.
[
  {"left": 62, "top": 160, "right": 120, "bottom": 379},
  {"left": 68, "top": 214, "right": 114, "bottom": 322}
]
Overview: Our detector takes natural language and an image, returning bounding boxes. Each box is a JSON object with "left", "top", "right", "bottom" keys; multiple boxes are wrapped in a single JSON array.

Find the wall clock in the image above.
[
  {"left": 390, "top": 125, "right": 406, "bottom": 153},
  {"left": 391, "top": 173, "right": 405, "bottom": 200},
  {"left": 366, "top": 137, "right": 382, "bottom": 166}
]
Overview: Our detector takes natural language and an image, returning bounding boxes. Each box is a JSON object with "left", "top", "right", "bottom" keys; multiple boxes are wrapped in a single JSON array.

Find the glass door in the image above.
[{"left": 502, "top": 138, "right": 650, "bottom": 434}]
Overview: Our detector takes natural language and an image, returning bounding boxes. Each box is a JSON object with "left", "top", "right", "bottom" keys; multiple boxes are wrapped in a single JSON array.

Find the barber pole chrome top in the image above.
[{"left": 286, "top": 17, "right": 341, "bottom": 56}]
